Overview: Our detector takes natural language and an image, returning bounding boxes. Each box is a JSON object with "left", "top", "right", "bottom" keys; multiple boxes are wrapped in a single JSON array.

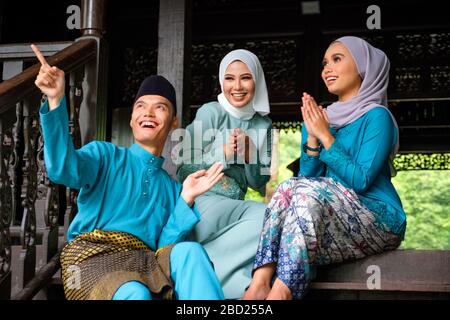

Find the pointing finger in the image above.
[{"left": 31, "top": 44, "right": 50, "bottom": 67}]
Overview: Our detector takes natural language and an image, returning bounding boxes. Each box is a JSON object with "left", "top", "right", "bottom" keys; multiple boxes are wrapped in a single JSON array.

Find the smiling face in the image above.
[
  {"left": 223, "top": 60, "right": 256, "bottom": 108},
  {"left": 130, "top": 95, "right": 177, "bottom": 155},
  {"left": 321, "top": 42, "right": 362, "bottom": 102}
]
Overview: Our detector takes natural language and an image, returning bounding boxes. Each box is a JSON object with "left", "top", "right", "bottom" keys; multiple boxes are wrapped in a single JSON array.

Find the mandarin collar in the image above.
[{"left": 129, "top": 143, "right": 165, "bottom": 168}]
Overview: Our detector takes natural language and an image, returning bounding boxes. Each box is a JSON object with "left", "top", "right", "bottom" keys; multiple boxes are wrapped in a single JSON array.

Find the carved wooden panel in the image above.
[
  {"left": 122, "top": 46, "right": 158, "bottom": 106},
  {"left": 191, "top": 38, "right": 299, "bottom": 105}
]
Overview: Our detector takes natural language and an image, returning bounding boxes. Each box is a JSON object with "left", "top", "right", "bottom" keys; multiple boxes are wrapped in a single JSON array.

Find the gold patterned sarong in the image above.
[{"left": 60, "top": 229, "right": 174, "bottom": 300}]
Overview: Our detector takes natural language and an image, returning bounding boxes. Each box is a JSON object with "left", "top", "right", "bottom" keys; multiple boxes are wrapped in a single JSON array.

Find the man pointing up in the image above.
[{"left": 32, "top": 44, "right": 225, "bottom": 300}]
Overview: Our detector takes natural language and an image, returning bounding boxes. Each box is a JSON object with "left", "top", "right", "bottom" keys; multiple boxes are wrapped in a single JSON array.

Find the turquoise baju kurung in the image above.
[
  {"left": 300, "top": 106, "right": 406, "bottom": 235},
  {"left": 254, "top": 107, "right": 406, "bottom": 298},
  {"left": 39, "top": 97, "right": 224, "bottom": 300},
  {"left": 177, "top": 101, "right": 272, "bottom": 299}
]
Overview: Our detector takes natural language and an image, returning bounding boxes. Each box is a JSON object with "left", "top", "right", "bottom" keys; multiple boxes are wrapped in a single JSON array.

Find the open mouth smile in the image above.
[
  {"left": 139, "top": 120, "right": 159, "bottom": 129},
  {"left": 325, "top": 76, "right": 338, "bottom": 85}
]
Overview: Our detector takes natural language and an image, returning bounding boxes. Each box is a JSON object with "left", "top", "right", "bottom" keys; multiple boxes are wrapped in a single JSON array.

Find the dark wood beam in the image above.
[
  {"left": 157, "top": 0, "right": 192, "bottom": 127},
  {"left": 157, "top": 0, "right": 193, "bottom": 177},
  {"left": 79, "top": 0, "right": 109, "bottom": 144}
]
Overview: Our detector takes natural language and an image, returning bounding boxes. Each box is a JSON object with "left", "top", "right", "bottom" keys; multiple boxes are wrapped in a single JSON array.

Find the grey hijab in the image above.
[{"left": 325, "top": 36, "right": 399, "bottom": 175}]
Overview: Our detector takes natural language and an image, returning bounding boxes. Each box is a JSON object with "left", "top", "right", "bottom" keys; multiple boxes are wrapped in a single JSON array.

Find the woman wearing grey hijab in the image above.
[{"left": 244, "top": 36, "right": 406, "bottom": 300}]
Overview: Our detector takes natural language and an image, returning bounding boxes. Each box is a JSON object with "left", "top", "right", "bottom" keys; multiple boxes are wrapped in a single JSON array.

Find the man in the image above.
[{"left": 32, "top": 44, "right": 225, "bottom": 300}]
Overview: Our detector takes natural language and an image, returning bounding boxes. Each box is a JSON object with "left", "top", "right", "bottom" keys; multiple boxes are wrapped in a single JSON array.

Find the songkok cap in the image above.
[{"left": 134, "top": 75, "right": 176, "bottom": 110}]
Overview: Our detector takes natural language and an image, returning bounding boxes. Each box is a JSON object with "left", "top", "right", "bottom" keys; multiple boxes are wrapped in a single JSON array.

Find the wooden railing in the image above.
[{"left": 0, "top": 38, "right": 98, "bottom": 300}]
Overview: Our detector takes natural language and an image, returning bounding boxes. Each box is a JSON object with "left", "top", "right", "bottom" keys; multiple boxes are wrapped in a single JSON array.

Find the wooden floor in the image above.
[{"left": 14, "top": 249, "right": 450, "bottom": 300}]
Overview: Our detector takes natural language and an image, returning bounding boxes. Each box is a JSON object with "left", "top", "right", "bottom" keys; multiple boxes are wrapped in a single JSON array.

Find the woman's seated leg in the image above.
[
  {"left": 242, "top": 263, "right": 276, "bottom": 300},
  {"left": 193, "top": 195, "right": 266, "bottom": 299}
]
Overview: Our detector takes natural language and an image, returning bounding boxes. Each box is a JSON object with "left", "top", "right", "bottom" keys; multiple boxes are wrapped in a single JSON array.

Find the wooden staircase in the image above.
[{"left": 0, "top": 0, "right": 108, "bottom": 301}]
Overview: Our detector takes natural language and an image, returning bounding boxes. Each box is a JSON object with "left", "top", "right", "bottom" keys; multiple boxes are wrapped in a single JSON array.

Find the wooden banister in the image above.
[
  {"left": 0, "top": 39, "right": 97, "bottom": 113},
  {"left": 0, "top": 38, "right": 98, "bottom": 301},
  {"left": 12, "top": 246, "right": 64, "bottom": 301},
  {"left": 1, "top": 0, "right": 108, "bottom": 301}
]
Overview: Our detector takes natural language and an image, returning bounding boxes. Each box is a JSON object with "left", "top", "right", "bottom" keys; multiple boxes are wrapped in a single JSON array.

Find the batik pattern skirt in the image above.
[{"left": 253, "top": 177, "right": 402, "bottom": 299}]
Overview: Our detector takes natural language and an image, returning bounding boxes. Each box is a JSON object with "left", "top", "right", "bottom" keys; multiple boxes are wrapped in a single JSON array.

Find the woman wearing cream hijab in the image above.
[{"left": 177, "top": 49, "right": 272, "bottom": 299}]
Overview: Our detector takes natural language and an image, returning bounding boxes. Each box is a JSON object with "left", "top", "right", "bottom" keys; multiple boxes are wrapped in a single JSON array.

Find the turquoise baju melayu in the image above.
[
  {"left": 39, "top": 97, "right": 224, "bottom": 300},
  {"left": 177, "top": 101, "right": 272, "bottom": 299}
]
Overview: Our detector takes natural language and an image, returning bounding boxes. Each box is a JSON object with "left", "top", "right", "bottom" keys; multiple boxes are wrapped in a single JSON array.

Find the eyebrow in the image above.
[
  {"left": 224, "top": 73, "right": 253, "bottom": 77},
  {"left": 154, "top": 101, "right": 169, "bottom": 106},
  {"left": 133, "top": 100, "right": 169, "bottom": 108},
  {"left": 322, "top": 53, "right": 345, "bottom": 64},
  {"left": 133, "top": 100, "right": 146, "bottom": 108}
]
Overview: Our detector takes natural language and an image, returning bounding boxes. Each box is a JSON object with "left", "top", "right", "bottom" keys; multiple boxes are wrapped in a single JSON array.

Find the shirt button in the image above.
[
  {"left": 145, "top": 180, "right": 149, "bottom": 184},
  {"left": 143, "top": 192, "right": 147, "bottom": 197}
]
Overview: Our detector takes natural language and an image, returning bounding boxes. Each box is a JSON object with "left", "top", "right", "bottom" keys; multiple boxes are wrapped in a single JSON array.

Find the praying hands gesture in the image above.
[
  {"left": 300, "top": 92, "right": 335, "bottom": 152},
  {"left": 181, "top": 162, "right": 224, "bottom": 207},
  {"left": 224, "top": 128, "right": 256, "bottom": 163},
  {"left": 31, "top": 44, "right": 65, "bottom": 110}
]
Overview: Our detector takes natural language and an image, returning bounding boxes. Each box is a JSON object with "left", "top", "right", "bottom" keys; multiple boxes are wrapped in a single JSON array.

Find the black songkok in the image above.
[{"left": 134, "top": 75, "right": 176, "bottom": 110}]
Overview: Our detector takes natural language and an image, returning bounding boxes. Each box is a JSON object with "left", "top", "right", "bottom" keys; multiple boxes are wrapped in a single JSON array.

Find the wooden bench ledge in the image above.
[{"left": 310, "top": 250, "right": 450, "bottom": 294}]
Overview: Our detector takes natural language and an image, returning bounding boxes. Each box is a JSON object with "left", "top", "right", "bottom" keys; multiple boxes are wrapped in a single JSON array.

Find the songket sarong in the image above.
[{"left": 60, "top": 229, "right": 174, "bottom": 300}]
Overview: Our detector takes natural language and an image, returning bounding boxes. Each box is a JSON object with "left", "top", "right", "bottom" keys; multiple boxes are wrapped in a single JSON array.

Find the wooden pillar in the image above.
[
  {"left": 81, "top": 0, "right": 106, "bottom": 37},
  {"left": 157, "top": 0, "right": 192, "bottom": 178},
  {"left": 78, "top": 0, "right": 109, "bottom": 144}
]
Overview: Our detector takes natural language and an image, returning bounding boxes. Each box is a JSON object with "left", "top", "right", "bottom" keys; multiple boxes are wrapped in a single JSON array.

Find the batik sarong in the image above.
[{"left": 254, "top": 177, "right": 402, "bottom": 299}]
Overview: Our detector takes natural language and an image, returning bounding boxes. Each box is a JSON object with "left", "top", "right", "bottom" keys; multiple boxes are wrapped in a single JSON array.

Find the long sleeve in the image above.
[
  {"left": 244, "top": 125, "right": 272, "bottom": 195},
  {"left": 157, "top": 183, "right": 201, "bottom": 248},
  {"left": 39, "top": 97, "right": 103, "bottom": 190},
  {"left": 299, "top": 123, "right": 326, "bottom": 177},
  {"left": 177, "top": 102, "right": 272, "bottom": 200},
  {"left": 319, "top": 108, "right": 395, "bottom": 193},
  {"left": 184, "top": 104, "right": 228, "bottom": 168}
]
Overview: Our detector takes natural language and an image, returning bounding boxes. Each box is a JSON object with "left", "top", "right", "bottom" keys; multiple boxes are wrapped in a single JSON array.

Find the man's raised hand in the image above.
[
  {"left": 181, "top": 162, "right": 224, "bottom": 207},
  {"left": 31, "top": 44, "right": 65, "bottom": 110}
]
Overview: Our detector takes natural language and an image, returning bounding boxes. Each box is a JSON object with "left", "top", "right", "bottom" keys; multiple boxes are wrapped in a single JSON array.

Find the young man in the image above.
[{"left": 32, "top": 44, "right": 225, "bottom": 300}]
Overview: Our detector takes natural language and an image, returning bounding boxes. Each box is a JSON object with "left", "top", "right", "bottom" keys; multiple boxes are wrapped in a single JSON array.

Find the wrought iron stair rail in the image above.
[{"left": 0, "top": 38, "right": 97, "bottom": 300}]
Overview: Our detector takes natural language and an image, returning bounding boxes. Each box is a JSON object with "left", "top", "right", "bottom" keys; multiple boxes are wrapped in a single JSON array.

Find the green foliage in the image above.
[
  {"left": 394, "top": 153, "right": 450, "bottom": 170},
  {"left": 245, "top": 187, "right": 265, "bottom": 202},
  {"left": 245, "top": 130, "right": 301, "bottom": 203},
  {"left": 245, "top": 129, "right": 450, "bottom": 250},
  {"left": 393, "top": 171, "right": 450, "bottom": 250}
]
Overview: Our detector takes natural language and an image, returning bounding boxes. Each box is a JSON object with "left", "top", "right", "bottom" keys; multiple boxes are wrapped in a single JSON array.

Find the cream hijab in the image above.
[{"left": 217, "top": 49, "right": 270, "bottom": 120}]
